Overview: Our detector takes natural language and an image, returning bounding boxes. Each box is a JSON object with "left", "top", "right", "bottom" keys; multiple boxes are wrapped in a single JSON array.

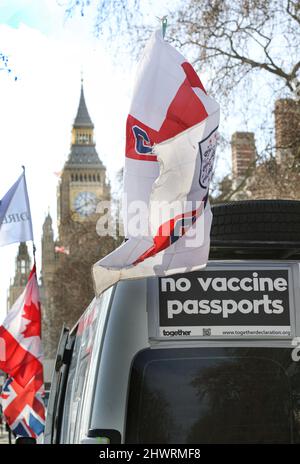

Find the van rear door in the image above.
[
  {"left": 125, "top": 346, "right": 300, "bottom": 443},
  {"left": 44, "top": 326, "right": 74, "bottom": 444}
]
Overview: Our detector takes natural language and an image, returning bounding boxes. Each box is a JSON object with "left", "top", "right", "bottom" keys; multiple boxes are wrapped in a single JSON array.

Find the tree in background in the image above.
[
  {"left": 45, "top": 212, "right": 118, "bottom": 357},
  {"left": 62, "top": 0, "right": 299, "bottom": 105},
  {"left": 169, "top": 0, "right": 300, "bottom": 201},
  {"left": 0, "top": 52, "right": 17, "bottom": 80},
  {"left": 171, "top": 1, "right": 299, "bottom": 101},
  {"left": 41, "top": 178, "right": 124, "bottom": 357},
  {"left": 62, "top": 0, "right": 300, "bottom": 201}
]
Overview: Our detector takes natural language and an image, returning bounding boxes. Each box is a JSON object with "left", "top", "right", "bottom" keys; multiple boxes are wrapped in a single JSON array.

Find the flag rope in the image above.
[{"left": 21, "top": 165, "right": 36, "bottom": 264}]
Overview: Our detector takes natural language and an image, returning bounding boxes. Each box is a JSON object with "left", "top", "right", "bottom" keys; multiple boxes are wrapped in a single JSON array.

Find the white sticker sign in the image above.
[{"left": 159, "top": 269, "right": 291, "bottom": 338}]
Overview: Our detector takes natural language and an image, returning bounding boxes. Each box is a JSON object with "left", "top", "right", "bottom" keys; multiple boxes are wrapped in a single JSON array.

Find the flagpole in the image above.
[
  {"left": 162, "top": 16, "right": 167, "bottom": 38},
  {"left": 32, "top": 243, "right": 36, "bottom": 266},
  {"left": 21, "top": 165, "right": 36, "bottom": 266}
]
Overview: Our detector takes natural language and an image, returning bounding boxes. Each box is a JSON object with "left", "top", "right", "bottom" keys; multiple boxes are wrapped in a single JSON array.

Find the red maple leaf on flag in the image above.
[{"left": 21, "top": 300, "right": 41, "bottom": 338}]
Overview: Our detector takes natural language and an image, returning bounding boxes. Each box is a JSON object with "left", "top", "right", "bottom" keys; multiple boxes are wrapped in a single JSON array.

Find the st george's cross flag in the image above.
[
  {"left": 0, "top": 171, "right": 33, "bottom": 246},
  {"left": 93, "top": 29, "right": 220, "bottom": 296},
  {"left": 0, "top": 265, "right": 45, "bottom": 438}
]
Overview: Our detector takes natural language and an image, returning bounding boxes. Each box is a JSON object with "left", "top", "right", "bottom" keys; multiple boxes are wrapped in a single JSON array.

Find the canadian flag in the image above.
[{"left": 0, "top": 265, "right": 45, "bottom": 438}]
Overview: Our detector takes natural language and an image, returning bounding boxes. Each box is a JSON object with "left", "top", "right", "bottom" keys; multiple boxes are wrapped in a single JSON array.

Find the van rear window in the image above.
[{"left": 125, "top": 347, "right": 300, "bottom": 444}]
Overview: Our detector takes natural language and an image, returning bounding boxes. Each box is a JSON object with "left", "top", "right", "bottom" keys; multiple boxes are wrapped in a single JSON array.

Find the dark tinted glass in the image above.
[{"left": 125, "top": 348, "right": 300, "bottom": 444}]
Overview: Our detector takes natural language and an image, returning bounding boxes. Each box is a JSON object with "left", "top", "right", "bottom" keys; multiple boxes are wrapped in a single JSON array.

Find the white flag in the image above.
[
  {"left": 0, "top": 171, "right": 34, "bottom": 246},
  {"left": 93, "top": 30, "right": 220, "bottom": 296}
]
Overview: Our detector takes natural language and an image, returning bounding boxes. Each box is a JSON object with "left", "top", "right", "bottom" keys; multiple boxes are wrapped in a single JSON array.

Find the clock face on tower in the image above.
[{"left": 73, "top": 191, "right": 97, "bottom": 217}]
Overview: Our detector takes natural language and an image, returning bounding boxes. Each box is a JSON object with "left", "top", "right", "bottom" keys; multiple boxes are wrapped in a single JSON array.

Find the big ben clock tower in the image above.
[
  {"left": 41, "top": 79, "right": 115, "bottom": 362},
  {"left": 57, "top": 79, "right": 110, "bottom": 243}
]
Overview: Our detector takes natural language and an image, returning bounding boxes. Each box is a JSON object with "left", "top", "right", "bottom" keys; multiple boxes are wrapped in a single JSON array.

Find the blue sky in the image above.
[
  {"left": 0, "top": 0, "right": 174, "bottom": 320},
  {"left": 0, "top": 0, "right": 133, "bottom": 319},
  {"left": 0, "top": 0, "right": 60, "bottom": 32},
  {"left": 0, "top": 0, "right": 268, "bottom": 321}
]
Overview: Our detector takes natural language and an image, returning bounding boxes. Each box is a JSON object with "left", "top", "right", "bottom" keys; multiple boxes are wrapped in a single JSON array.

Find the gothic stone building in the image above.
[
  {"left": 7, "top": 82, "right": 114, "bottom": 383},
  {"left": 7, "top": 242, "right": 31, "bottom": 310},
  {"left": 41, "top": 82, "right": 111, "bottom": 363}
]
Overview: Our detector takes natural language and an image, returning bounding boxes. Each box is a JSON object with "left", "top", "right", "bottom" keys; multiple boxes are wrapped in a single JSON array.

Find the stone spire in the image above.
[
  {"left": 73, "top": 80, "right": 94, "bottom": 128},
  {"left": 13, "top": 242, "right": 31, "bottom": 287},
  {"left": 67, "top": 80, "right": 102, "bottom": 167},
  {"left": 7, "top": 242, "right": 31, "bottom": 309},
  {"left": 41, "top": 212, "right": 55, "bottom": 282}
]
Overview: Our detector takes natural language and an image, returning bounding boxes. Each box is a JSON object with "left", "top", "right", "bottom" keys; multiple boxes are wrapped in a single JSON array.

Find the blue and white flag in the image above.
[{"left": 0, "top": 171, "right": 33, "bottom": 246}]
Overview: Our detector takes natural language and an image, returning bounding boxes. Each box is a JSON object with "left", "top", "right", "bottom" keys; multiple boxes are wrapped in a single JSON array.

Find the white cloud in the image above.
[
  {"left": 0, "top": 0, "right": 238, "bottom": 325},
  {"left": 0, "top": 14, "right": 136, "bottom": 321}
]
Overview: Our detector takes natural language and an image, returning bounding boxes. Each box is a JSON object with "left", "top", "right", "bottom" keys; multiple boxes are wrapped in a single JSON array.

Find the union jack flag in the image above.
[
  {"left": 0, "top": 265, "right": 45, "bottom": 439},
  {"left": 1, "top": 373, "right": 45, "bottom": 438}
]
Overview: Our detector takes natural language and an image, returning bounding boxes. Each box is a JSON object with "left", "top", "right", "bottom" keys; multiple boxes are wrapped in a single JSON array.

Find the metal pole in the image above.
[{"left": 162, "top": 16, "right": 168, "bottom": 39}]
